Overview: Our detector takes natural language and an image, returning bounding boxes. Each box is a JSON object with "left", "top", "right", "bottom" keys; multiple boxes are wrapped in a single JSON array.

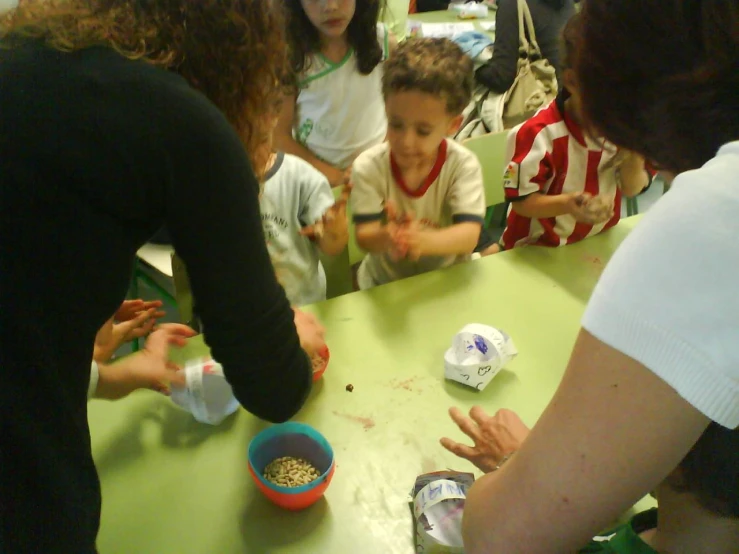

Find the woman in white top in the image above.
[
  {"left": 439, "top": 1, "right": 739, "bottom": 552},
  {"left": 276, "top": 0, "right": 393, "bottom": 187}
]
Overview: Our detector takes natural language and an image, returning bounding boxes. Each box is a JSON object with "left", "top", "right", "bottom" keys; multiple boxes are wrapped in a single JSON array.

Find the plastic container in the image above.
[
  {"left": 170, "top": 357, "right": 240, "bottom": 425},
  {"left": 311, "top": 345, "right": 330, "bottom": 382},
  {"left": 247, "top": 422, "right": 335, "bottom": 510}
]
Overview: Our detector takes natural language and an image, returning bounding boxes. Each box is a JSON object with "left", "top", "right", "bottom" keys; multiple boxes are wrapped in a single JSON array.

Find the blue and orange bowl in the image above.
[
  {"left": 247, "top": 422, "right": 335, "bottom": 511},
  {"left": 312, "top": 345, "right": 330, "bottom": 382}
]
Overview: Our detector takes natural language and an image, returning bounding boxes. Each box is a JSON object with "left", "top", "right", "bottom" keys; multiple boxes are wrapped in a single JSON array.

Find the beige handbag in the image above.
[{"left": 501, "top": 0, "right": 558, "bottom": 129}]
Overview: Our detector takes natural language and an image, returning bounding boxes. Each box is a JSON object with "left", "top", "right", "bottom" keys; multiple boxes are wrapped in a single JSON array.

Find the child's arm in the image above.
[
  {"left": 274, "top": 92, "right": 348, "bottom": 187},
  {"left": 617, "top": 152, "right": 651, "bottom": 198},
  {"left": 316, "top": 184, "right": 350, "bottom": 255},
  {"left": 512, "top": 191, "right": 585, "bottom": 219},
  {"left": 401, "top": 220, "right": 482, "bottom": 260},
  {"left": 91, "top": 324, "right": 195, "bottom": 400},
  {"left": 301, "top": 184, "right": 351, "bottom": 256}
]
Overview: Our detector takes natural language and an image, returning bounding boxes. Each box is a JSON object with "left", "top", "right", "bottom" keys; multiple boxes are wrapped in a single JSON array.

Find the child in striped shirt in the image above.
[{"left": 480, "top": 13, "right": 651, "bottom": 255}]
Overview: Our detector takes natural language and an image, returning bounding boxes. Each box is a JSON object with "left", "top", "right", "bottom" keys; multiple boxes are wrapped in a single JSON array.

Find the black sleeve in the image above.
[
  {"left": 416, "top": 0, "right": 451, "bottom": 12},
  {"left": 475, "top": 0, "right": 520, "bottom": 94},
  {"left": 157, "top": 85, "right": 312, "bottom": 423}
]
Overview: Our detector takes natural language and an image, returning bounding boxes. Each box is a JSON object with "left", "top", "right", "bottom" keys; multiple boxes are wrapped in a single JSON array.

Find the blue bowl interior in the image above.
[{"left": 248, "top": 422, "right": 334, "bottom": 495}]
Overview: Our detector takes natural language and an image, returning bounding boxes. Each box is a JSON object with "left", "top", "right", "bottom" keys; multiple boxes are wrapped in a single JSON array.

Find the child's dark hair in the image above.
[
  {"left": 667, "top": 422, "right": 739, "bottom": 519},
  {"left": 284, "top": 0, "right": 385, "bottom": 78},
  {"left": 382, "top": 38, "right": 473, "bottom": 115},
  {"left": 574, "top": 0, "right": 739, "bottom": 174}
]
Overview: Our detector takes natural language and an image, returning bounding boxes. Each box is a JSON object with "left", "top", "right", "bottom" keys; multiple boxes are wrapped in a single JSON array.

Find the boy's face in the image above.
[
  {"left": 385, "top": 91, "right": 462, "bottom": 167},
  {"left": 300, "top": 0, "right": 356, "bottom": 39}
]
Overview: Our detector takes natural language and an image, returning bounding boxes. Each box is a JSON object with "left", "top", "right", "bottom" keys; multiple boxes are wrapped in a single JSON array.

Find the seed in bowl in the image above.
[{"left": 263, "top": 456, "right": 321, "bottom": 488}]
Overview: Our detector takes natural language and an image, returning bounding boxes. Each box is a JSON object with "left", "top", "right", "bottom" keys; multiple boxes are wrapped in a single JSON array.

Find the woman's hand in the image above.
[
  {"left": 293, "top": 307, "right": 326, "bottom": 359},
  {"left": 440, "top": 406, "right": 530, "bottom": 473}
]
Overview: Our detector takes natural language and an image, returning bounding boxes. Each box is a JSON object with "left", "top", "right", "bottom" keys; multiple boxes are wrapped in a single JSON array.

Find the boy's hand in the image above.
[
  {"left": 440, "top": 406, "right": 530, "bottom": 473},
  {"left": 122, "top": 324, "right": 195, "bottom": 395},
  {"left": 394, "top": 218, "right": 426, "bottom": 261},
  {"left": 384, "top": 202, "right": 414, "bottom": 260},
  {"left": 566, "top": 192, "right": 613, "bottom": 224}
]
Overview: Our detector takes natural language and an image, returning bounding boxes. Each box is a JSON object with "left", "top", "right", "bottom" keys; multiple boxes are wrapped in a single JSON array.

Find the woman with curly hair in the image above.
[
  {"left": 0, "top": 1, "right": 326, "bottom": 551},
  {"left": 275, "top": 0, "right": 394, "bottom": 187}
]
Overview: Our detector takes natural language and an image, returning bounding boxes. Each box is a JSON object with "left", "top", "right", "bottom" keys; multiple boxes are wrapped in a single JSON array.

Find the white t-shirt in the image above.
[
  {"left": 351, "top": 139, "right": 486, "bottom": 287},
  {"left": 294, "top": 24, "right": 389, "bottom": 170},
  {"left": 261, "top": 153, "right": 335, "bottom": 306},
  {"left": 582, "top": 141, "right": 739, "bottom": 428}
]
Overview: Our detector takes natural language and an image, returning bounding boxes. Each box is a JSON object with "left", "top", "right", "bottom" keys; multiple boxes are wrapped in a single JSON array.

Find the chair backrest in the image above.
[
  {"left": 462, "top": 130, "right": 509, "bottom": 208},
  {"left": 171, "top": 252, "right": 199, "bottom": 330}
]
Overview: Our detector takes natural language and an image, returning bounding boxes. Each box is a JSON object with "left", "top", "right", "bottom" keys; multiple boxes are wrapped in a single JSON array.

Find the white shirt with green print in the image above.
[{"left": 294, "top": 23, "right": 390, "bottom": 170}]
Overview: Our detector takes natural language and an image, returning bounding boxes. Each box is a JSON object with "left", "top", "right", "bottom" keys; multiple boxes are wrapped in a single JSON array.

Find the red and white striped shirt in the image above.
[{"left": 501, "top": 95, "right": 622, "bottom": 249}]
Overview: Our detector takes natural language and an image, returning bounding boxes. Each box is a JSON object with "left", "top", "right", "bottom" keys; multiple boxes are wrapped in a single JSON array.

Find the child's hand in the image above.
[
  {"left": 394, "top": 218, "right": 426, "bottom": 261},
  {"left": 94, "top": 306, "right": 164, "bottom": 363},
  {"left": 567, "top": 192, "right": 613, "bottom": 224},
  {"left": 122, "top": 323, "right": 196, "bottom": 395},
  {"left": 114, "top": 299, "right": 165, "bottom": 322},
  {"left": 300, "top": 183, "right": 351, "bottom": 242},
  {"left": 326, "top": 165, "right": 352, "bottom": 188},
  {"left": 384, "top": 201, "right": 413, "bottom": 260}
]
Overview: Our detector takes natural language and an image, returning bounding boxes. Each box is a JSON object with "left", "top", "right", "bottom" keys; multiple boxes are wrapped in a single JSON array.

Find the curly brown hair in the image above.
[
  {"left": 382, "top": 37, "right": 474, "bottom": 115},
  {"left": 284, "top": 0, "right": 385, "bottom": 80},
  {"left": 0, "top": 0, "right": 287, "bottom": 175}
]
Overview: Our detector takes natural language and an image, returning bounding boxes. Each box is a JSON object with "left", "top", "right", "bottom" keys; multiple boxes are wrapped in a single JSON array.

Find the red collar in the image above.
[{"left": 390, "top": 140, "right": 448, "bottom": 198}]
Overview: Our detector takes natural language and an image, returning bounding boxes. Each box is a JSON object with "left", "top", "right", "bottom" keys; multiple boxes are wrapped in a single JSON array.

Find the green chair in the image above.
[
  {"left": 462, "top": 130, "right": 509, "bottom": 227},
  {"left": 625, "top": 196, "right": 639, "bottom": 217},
  {"left": 320, "top": 186, "right": 361, "bottom": 299},
  {"left": 128, "top": 243, "right": 177, "bottom": 350},
  {"left": 171, "top": 252, "right": 199, "bottom": 331}
]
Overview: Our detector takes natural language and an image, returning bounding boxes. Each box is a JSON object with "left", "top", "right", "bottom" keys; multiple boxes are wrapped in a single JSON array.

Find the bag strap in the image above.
[{"left": 516, "top": 0, "right": 544, "bottom": 60}]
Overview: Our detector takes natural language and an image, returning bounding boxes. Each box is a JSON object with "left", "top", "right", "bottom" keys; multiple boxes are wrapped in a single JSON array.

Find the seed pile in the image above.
[{"left": 263, "top": 456, "right": 321, "bottom": 488}]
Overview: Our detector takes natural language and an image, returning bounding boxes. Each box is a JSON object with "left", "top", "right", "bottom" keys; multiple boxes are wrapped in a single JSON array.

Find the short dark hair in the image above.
[
  {"left": 284, "top": 0, "right": 385, "bottom": 78},
  {"left": 382, "top": 37, "right": 474, "bottom": 115},
  {"left": 573, "top": 0, "right": 739, "bottom": 174},
  {"left": 667, "top": 422, "right": 739, "bottom": 518}
]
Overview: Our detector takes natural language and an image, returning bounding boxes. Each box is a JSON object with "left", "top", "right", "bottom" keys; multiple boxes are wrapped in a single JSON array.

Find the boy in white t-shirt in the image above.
[
  {"left": 261, "top": 150, "right": 349, "bottom": 305},
  {"left": 351, "top": 38, "right": 485, "bottom": 289}
]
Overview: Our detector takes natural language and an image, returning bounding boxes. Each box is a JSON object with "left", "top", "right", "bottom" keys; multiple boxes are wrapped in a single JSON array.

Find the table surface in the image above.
[
  {"left": 408, "top": 8, "right": 496, "bottom": 35},
  {"left": 90, "top": 216, "right": 651, "bottom": 554}
]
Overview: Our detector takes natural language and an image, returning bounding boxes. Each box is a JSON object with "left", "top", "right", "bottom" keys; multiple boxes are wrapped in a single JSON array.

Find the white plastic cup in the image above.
[{"left": 170, "top": 357, "right": 240, "bottom": 425}]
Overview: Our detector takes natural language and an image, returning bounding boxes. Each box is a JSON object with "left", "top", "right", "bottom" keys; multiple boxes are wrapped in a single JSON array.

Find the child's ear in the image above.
[{"left": 447, "top": 114, "right": 464, "bottom": 136}]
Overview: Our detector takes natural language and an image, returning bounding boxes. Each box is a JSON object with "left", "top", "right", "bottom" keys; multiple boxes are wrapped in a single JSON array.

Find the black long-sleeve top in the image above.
[
  {"left": 476, "top": 0, "right": 575, "bottom": 93},
  {"left": 0, "top": 42, "right": 312, "bottom": 552}
]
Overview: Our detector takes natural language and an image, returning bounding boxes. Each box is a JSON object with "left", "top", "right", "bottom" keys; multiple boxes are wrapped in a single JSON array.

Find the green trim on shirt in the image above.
[
  {"left": 579, "top": 509, "right": 658, "bottom": 554},
  {"left": 298, "top": 48, "right": 354, "bottom": 88}
]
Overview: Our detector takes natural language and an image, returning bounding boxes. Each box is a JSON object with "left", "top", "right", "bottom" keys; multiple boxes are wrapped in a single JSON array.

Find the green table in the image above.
[
  {"left": 90, "top": 216, "right": 649, "bottom": 554},
  {"left": 408, "top": 8, "right": 496, "bottom": 37}
]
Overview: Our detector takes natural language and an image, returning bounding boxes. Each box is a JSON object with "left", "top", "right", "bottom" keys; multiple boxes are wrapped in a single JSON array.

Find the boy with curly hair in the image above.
[{"left": 351, "top": 37, "right": 485, "bottom": 289}]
